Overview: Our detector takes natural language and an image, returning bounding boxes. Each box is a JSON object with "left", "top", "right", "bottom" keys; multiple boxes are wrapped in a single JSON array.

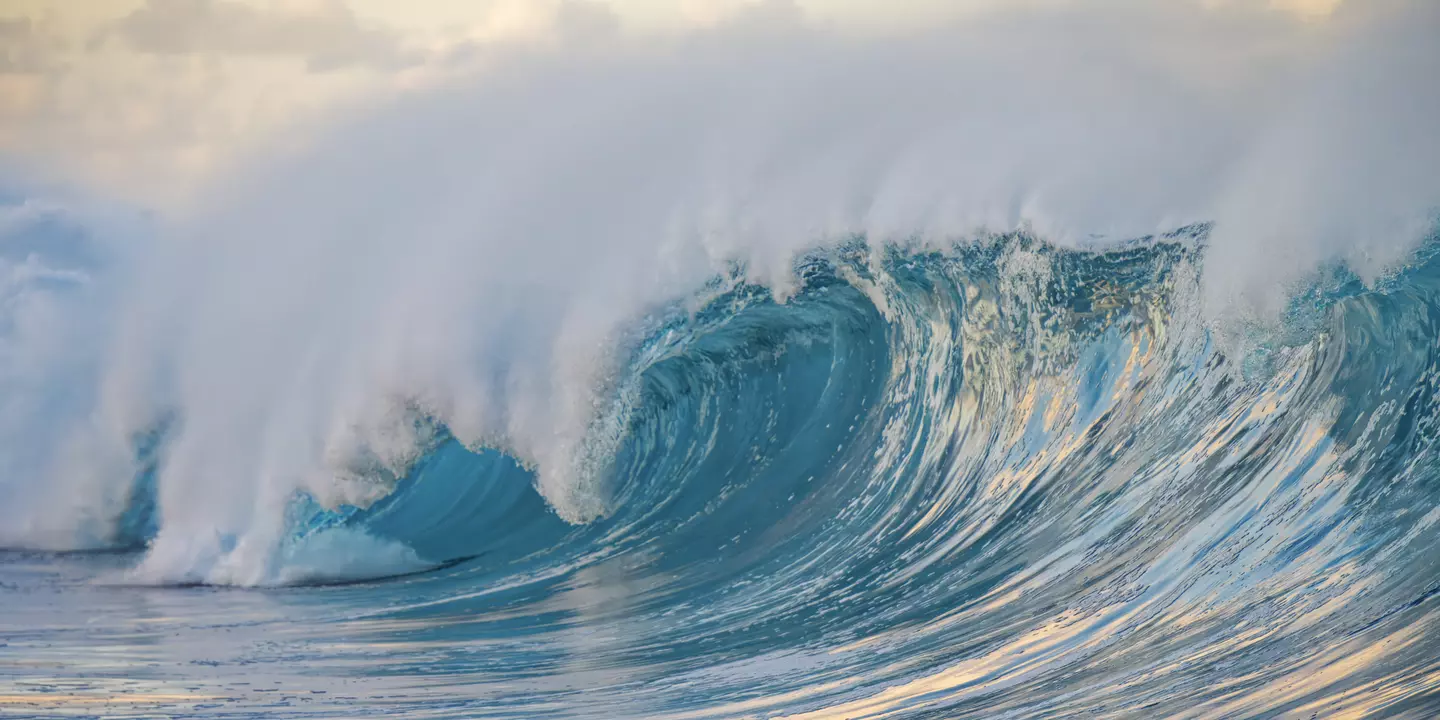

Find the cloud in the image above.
[
  {"left": 553, "top": 1, "right": 622, "bottom": 42},
  {"left": 0, "top": 17, "right": 65, "bottom": 74},
  {"left": 97, "top": 0, "right": 417, "bottom": 71}
]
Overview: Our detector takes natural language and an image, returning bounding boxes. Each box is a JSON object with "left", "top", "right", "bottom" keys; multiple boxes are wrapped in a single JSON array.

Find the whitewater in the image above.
[{"left": 3, "top": 1, "right": 1440, "bottom": 717}]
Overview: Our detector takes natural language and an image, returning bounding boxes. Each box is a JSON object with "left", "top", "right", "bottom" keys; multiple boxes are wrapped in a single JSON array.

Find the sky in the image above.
[{"left": 2, "top": 0, "right": 1345, "bottom": 207}]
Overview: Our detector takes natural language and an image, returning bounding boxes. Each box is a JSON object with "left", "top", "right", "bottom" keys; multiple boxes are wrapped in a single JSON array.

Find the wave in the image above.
[
  {"left": 96, "top": 224, "right": 1440, "bottom": 595},
  {"left": 5, "top": 185, "right": 1440, "bottom": 714},
  {"left": 7, "top": 0, "right": 1435, "bottom": 578},
  {"left": 25, "top": 226, "right": 1429, "bottom": 715}
]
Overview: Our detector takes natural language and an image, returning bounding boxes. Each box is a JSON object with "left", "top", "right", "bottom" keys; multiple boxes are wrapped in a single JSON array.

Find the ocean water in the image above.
[{"left": 4, "top": 3, "right": 1440, "bottom": 718}]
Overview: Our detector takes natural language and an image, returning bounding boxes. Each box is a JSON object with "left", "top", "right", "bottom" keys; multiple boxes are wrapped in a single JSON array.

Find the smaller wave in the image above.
[
  {"left": 268, "top": 528, "right": 435, "bottom": 587},
  {"left": 117, "top": 527, "right": 437, "bottom": 588}
]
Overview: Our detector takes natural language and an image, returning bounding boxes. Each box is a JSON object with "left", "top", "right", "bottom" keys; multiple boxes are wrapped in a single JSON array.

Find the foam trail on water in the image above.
[{"left": 0, "top": 1, "right": 1436, "bottom": 586}]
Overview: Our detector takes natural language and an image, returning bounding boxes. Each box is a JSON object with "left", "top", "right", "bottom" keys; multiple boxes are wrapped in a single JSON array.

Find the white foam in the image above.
[{"left": 275, "top": 529, "right": 433, "bottom": 587}]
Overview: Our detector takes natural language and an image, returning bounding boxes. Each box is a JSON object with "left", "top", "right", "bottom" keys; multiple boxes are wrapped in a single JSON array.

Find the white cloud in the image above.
[
  {"left": 0, "top": 17, "right": 66, "bottom": 74},
  {"left": 95, "top": 0, "right": 419, "bottom": 71},
  {"left": 0, "top": 0, "right": 1415, "bottom": 211}
]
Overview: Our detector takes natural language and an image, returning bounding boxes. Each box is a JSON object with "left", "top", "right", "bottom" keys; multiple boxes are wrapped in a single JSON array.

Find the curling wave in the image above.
[{"left": 64, "top": 228, "right": 1440, "bottom": 716}]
